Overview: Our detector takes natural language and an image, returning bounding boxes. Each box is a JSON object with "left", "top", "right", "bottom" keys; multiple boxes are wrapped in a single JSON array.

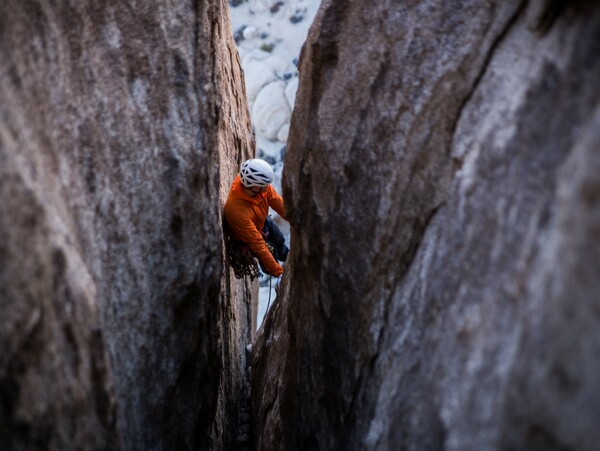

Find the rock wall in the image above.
[
  {"left": 0, "top": 0, "right": 254, "bottom": 449},
  {"left": 252, "top": 1, "right": 600, "bottom": 450}
]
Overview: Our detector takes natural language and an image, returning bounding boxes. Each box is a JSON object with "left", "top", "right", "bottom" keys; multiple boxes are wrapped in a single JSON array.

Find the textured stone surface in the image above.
[
  {"left": 252, "top": 1, "right": 600, "bottom": 450},
  {"left": 0, "top": 0, "right": 254, "bottom": 449}
]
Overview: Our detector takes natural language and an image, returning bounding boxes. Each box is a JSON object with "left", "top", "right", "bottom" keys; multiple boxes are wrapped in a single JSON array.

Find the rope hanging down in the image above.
[
  {"left": 227, "top": 236, "right": 277, "bottom": 326},
  {"left": 227, "top": 236, "right": 279, "bottom": 281}
]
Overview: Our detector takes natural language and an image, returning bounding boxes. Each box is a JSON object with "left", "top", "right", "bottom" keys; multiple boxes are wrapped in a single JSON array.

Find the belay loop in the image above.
[{"left": 228, "top": 238, "right": 261, "bottom": 280}]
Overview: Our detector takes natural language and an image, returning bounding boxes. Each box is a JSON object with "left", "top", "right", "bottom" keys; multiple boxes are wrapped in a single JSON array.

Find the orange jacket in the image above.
[{"left": 224, "top": 175, "right": 286, "bottom": 277}]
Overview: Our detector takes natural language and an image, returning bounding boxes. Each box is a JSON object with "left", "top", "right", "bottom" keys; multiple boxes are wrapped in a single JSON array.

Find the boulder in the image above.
[
  {"left": 252, "top": 1, "right": 600, "bottom": 450},
  {"left": 277, "top": 123, "right": 290, "bottom": 143},
  {"left": 252, "top": 80, "right": 292, "bottom": 141},
  {"left": 285, "top": 76, "right": 299, "bottom": 109},
  {"left": 0, "top": 1, "right": 254, "bottom": 450},
  {"left": 243, "top": 57, "right": 278, "bottom": 102},
  {"left": 248, "top": 0, "right": 274, "bottom": 14}
]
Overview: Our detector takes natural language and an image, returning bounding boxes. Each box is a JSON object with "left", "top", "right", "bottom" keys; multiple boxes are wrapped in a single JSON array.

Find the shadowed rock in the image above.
[
  {"left": 0, "top": 0, "right": 254, "bottom": 449},
  {"left": 252, "top": 0, "right": 600, "bottom": 450}
]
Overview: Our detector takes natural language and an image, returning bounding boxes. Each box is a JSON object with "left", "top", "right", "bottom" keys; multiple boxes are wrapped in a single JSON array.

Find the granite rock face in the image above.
[
  {"left": 252, "top": 1, "right": 600, "bottom": 450},
  {"left": 0, "top": 1, "right": 254, "bottom": 449}
]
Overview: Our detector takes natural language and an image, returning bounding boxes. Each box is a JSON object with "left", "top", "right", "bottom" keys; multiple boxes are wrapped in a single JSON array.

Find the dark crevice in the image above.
[
  {"left": 345, "top": 202, "right": 445, "bottom": 445},
  {"left": 535, "top": 0, "right": 597, "bottom": 34},
  {"left": 525, "top": 424, "right": 573, "bottom": 451},
  {"left": 451, "top": 0, "right": 528, "bottom": 166}
]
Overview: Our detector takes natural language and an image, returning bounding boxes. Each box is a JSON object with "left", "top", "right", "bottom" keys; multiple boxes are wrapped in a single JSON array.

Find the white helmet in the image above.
[{"left": 240, "top": 159, "right": 274, "bottom": 188}]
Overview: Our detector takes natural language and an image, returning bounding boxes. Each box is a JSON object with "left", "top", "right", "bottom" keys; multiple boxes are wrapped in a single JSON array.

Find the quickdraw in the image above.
[
  {"left": 264, "top": 240, "right": 276, "bottom": 259},
  {"left": 227, "top": 238, "right": 278, "bottom": 281},
  {"left": 228, "top": 239, "right": 261, "bottom": 280}
]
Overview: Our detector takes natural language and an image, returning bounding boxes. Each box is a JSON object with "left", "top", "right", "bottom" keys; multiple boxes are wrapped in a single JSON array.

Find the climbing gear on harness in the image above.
[
  {"left": 227, "top": 236, "right": 280, "bottom": 280},
  {"left": 257, "top": 239, "right": 281, "bottom": 276},
  {"left": 265, "top": 240, "right": 277, "bottom": 260},
  {"left": 240, "top": 159, "right": 274, "bottom": 188},
  {"left": 228, "top": 239, "right": 261, "bottom": 280}
]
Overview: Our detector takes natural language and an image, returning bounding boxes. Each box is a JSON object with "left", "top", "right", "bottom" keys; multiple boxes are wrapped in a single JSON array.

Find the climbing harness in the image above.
[{"left": 228, "top": 239, "right": 261, "bottom": 280}]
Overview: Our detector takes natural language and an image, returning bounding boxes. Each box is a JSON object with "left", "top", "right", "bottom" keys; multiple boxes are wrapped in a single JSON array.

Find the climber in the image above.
[{"left": 224, "top": 158, "right": 289, "bottom": 278}]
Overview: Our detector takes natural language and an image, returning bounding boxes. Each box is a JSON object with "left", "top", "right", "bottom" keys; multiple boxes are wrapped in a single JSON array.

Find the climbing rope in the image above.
[
  {"left": 227, "top": 233, "right": 280, "bottom": 281},
  {"left": 227, "top": 239, "right": 261, "bottom": 280},
  {"left": 228, "top": 236, "right": 279, "bottom": 327}
]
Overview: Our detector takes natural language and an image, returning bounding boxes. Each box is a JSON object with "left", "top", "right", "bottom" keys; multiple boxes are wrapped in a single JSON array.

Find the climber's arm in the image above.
[{"left": 227, "top": 207, "right": 283, "bottom": 277}]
